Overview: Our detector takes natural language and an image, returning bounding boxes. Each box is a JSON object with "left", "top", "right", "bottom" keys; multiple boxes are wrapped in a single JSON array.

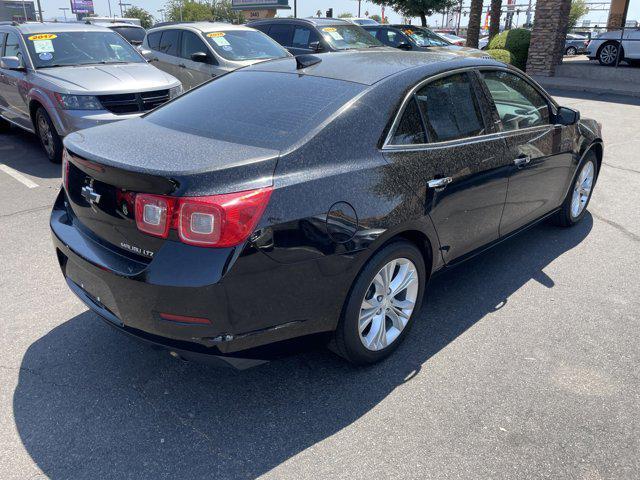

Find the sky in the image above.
[{"left": 30, "top": 0, "right": 640, "bottom": 28}]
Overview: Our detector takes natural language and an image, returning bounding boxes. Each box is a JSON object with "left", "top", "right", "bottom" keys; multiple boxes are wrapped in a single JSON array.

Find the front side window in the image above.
[
  {"left": 266, "top": 24, "right": 292, "bottom": 45},
  {"left": 4, "top": 33, "right": 21, "bottom": 57},
  {"left": 377, "top": 28, "right": 405, "bottom": 47},
  {"left": 318, "top": 25, "right": 382, "bottom": 50},
  {"left": 390, "top": 72, "right": 485, "bottom": 145},
  {"left": 482, "top": 70, "right": 550, "bottom": 131},
  {"left": 181, "top": 31, "right": 209, "bottom": 60},
  {"left": 23, "top": 31, "right": 144, "bottom": 68},
  {"left": 291, "top": 26, "right": 319, "bottom": 49},
  {"left": 203, "top": 30, "right": 288, "bottom": 61}
]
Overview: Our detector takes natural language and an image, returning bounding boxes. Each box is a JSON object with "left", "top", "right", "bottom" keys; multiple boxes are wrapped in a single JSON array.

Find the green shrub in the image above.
[
  {"left": 487, "top": 28, "right": 531, "bottom": 70},
  {"left": 487, "top": 49, "right": 514, "bottom": 66}
]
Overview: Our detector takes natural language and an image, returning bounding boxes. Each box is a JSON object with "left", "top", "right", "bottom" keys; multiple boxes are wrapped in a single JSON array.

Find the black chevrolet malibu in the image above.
[{"left": 51, "top": 51, "right": 603, "bottom": 368}]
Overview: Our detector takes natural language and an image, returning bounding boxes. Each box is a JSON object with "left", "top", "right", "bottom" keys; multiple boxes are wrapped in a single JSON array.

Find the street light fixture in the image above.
[
  {"left": 119, "top": 2, "right": 131, "bottom": 17},
  {"left": 59, "top": 7, "right": 70, "bottom": 21}
]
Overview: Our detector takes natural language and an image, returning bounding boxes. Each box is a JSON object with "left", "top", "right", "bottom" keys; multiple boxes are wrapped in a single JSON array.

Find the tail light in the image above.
[{"left": 134, "top": 187, "right": 272, "bottom": 248}]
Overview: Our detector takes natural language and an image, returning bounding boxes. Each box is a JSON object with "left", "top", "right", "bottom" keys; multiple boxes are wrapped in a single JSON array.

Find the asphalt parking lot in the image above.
[{"left": 1, "top": 89, "right": 639, "bottom": 480}]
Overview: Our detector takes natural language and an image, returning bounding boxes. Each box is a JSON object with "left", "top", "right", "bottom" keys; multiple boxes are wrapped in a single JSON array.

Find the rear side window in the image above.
[
  {"left": 291, "top": 26, "right": 318, "bottom": 49},
  {"left": 147, "top": 31, "right": 161, "bottom": 50},
  {"left": 146, "top": 71, "right": 364, "bottom": 150},
  {"left": 389, "top": 72, "right": 485, "bottom": 145},
  {"left": 159, "top": 29, "right": 180, "bottom": 56},
  {"left": 267, "top": 24, "right": 292, "bottom": 45},
  {"left": 481, "top": 70, "right": 550, "bottom": 131}
]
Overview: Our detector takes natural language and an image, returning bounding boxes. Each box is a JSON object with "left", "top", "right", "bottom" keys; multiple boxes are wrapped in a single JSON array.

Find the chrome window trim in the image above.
[{"left": 382, "top": 65, "right": 559, "bottom": 152}]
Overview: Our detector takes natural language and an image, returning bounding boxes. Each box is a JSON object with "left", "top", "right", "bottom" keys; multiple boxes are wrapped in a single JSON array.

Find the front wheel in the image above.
[
  {"left": 552, "top": 151, "right": 597, "bottom": 227},
  {"left": 35, "top": 106, "right": 63, "bottom": 163},
  {"left": 565, "top": 46, "right": 577, "bottom": 56},
  {"left": 333, "top": 241, "right": 426, "bottom": 365}
]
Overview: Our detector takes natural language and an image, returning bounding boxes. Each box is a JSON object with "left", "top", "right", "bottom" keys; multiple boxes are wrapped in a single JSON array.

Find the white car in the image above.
[{"left": 586, "top": 28, "right": 640, "bottom": 66}]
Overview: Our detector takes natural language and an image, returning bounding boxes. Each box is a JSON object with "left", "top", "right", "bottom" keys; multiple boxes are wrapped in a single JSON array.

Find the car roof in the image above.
[
  {"left": 96, "top": 22, "right": 144, "bottom": 28},
  {"left": 249, "top": 17, "right": 351, "bottom": 27},
  {"left": 6, "top": 22, "right": 113, "bottom": 34},
  {"left": 246, "top": 50, "right": 500, "bottom": 86},
  {"left": 148, "top": 22, "right": 254, "bottom": 34}
]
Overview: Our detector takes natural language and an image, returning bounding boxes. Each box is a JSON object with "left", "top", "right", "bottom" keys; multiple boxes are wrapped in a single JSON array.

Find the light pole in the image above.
[
  {"left": 107, "top": 0, "right": 112, "bottom": 17},
  {"left": 119, "top": 2, "right": 131, "bottom": 17},
  {"left": 59, "top": 7, "right": 70, "bottom": 21},
  {"left": 158, "top": 8, "right": 165, "bottom": 22}
]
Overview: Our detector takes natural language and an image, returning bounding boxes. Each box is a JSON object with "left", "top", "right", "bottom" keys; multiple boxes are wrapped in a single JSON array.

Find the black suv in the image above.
[{"left": 248, "top": 17, "right": 384, "bottom": 55}]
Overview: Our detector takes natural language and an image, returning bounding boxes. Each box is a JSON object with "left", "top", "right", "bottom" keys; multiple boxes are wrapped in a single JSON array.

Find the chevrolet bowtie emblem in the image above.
[{"left": 81, "top": 185, "right": 101, "bottom": 205}]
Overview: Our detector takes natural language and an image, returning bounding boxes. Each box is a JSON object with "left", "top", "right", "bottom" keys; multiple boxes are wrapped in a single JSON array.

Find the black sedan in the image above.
[{"left": 51, "top": 52, "right": 603, "bottom": 368}]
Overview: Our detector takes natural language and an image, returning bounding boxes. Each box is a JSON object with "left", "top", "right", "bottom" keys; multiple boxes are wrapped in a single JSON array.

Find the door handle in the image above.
[
  {"left": 427, "top": 177, "right": 453, "bottom": 190},
  {"left": 514, "top": 155, "right": 531, "bottom": 167}
]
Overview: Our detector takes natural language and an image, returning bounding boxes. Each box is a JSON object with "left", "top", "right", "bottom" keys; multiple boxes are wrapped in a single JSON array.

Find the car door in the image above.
[
  {"left": 383, "top": 70, "right": 511, "bottom": 263},
  {"left": 288, "top": 25, "right": 321, "bottom": 55},
  {"left": 622, "top": 27, "right": 640, "bottom": 58},
  {"left": 479, "top": 68, "right": 575, "bottom": 235},
  {"left": 0, "top": 32, "right": 30, "bottom": 129},
  {"left": 178, "top": 30, "right": 217, "bottom": 90},
  {"left": 152, "top": 29, "right": 185, "bottom": 85}
]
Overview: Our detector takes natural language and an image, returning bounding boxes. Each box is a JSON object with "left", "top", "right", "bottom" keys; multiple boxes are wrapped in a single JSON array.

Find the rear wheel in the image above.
[
  {"left": 333, "top": 241, "right": 426, "bottom": 365},
  {"left": 565, "top": 46, "right": 577, "bottom": 56},
  {"left": 35, "top": 106, "right": 63, "bottom": 163},
  {"left": 597, "top": 42, "right": 622, "bottom": 66},
  {"left": 552, "top": 151, "right": 597, "bottom": 227}
]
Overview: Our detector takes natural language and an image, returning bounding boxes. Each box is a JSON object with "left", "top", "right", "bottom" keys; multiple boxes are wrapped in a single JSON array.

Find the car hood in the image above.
[{"left": 36, "top": 63, "right": 181, "bottom": 95}]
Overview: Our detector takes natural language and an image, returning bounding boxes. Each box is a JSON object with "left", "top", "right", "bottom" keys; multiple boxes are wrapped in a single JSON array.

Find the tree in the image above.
[
  {"left": 164, "top": 1, "right": 243, "bottom": 24},
  {"left": 125, "top": 6, "right": 154, "bottom": 28},
  {"left": 370, "top": 14, "right": 382, "bottom": 22},
  {"left": 466, "top": 0, "right": 483, "bottom": 48},
  {"left": 567, "top": 0, "right": 589, "bottom": 29},
  {"left": 338, "top": 12, "right": 353, "bottom": 18},
  {"left": 371, "top": 0, "right": 457, "bottom": 26},
  {"left": 488, "top": 0, "right": 501, "bottom": 40}
]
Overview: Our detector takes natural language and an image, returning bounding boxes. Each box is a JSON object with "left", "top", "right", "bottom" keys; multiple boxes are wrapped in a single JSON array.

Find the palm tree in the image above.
[
  {"left": 488, "top": 0, "right": 502, "bottom": 39},
  {"left": 466, "top": 0, "right": 483, "bottom": 48}
]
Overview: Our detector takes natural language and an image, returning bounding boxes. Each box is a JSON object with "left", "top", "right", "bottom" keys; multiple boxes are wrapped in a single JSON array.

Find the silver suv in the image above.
[
  {"left": 143, "top": 22, "right": 290, "bottom": 91},
  {"left": 0, "top": 22, "right": 182, "bottom": 162}
]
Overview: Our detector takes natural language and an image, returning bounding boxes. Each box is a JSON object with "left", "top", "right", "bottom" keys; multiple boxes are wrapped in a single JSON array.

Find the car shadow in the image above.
[
  {"left": 0, "top": 126, "right": 60, "bottom": 180},
  {"left": 13, "top": 215, "right": 593, "bottom": 479}
]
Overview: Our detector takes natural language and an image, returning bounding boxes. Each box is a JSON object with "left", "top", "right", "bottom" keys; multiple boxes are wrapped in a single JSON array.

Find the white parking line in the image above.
[{"left": 0, "top": 164, "right": 39, "bottom": 189}]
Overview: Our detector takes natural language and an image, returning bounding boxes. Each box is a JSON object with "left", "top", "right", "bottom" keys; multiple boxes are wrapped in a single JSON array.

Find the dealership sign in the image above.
[
  {"left": 231, "top": 0, "right": 290, "bottom": 10},
  {"left": 70, "top": 0, "right": 94, "bottom": 14}
]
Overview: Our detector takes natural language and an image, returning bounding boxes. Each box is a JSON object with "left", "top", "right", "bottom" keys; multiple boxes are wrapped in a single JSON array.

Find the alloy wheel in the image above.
[
  {"left": 571, "top": 160, "right": 595, "bottom": 218},
  {"left": 37, "top": 112, "right": 55, "bottom": 159},
  {"left": 566, "top": 46, "right": 577, "bottom": 56},
  {"left": 358, "top": 258, "right": 419, "bottom": 351},
  {"left": 600, "top": 44, "right": 618, "bottom": 65}
]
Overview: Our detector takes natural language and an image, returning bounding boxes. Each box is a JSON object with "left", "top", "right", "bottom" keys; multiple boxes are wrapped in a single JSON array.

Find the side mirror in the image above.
[
  {"left": 556, "top": 106, "right": 580, "bottom": 125},
  {"left": 139, "top": 49, "right": 156, "bottom": 62},
  {"left": 397, "top": 42, "right": 412, "bottom": 51},
  {"left": 190, "top": 52, "right": 210, "bottom": 63},
  {"left": 0, "top": 56, "right": 25, "bottom": 71},
  {"left": 309, "top": 41, "right": 324, "bottom": 53}
]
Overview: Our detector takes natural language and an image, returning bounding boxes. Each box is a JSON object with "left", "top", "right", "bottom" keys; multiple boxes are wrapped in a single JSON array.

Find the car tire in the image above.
[
  {"left": 332, "top": 240, "right": 426, "bottom": 365},
  {"left": 597, "top": 41, "right": 623, "bottom": 66},
  {"left": 552, "top": 151, "right": 598, "bottom": 227},
  {"left": 34, "top": 106, "right": 63, "bottom": 163},
  {"left": 565, "top": 46, "right": 577, "bottom": 56}
]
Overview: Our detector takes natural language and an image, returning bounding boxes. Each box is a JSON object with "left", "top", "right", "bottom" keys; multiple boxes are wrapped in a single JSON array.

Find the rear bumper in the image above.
[{"left": 50, "top": 189, "right": 355, "bottom": 366}]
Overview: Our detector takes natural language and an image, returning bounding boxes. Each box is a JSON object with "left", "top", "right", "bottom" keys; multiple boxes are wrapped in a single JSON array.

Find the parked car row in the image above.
[{"left": 1, "top": 18, "right": 493, "bottom": 161}]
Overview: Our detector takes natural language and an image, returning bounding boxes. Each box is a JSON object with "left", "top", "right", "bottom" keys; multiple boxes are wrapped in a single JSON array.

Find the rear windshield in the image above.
[
  {"left": 204, "top": 30, "right": 288, "bottom": 61},
  {"left": 110, "top": 26, "right": 146, "bottom": 44},
  {"left": 145, "top": 71, "right": 365, "bottom": 150},
  {"left": 23, "top": 31, "right": 144, "bottom": 68}
]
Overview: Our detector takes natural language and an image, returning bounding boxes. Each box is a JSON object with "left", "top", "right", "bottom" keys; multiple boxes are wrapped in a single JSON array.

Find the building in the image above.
[
  {"left": 0, "top": 0, "right": 36, "bottom": 22},
  {"left": 231, "top": 0, "right": 290, "bottom": 21}
]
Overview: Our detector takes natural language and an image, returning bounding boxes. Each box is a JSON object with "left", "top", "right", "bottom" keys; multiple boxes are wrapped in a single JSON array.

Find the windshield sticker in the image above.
[
  {"left": 404, "top": 29, "right": 414, "bottom": 34},
  {"left": 322, "top": 27, "right": 337, "bottom": 32},
  {"left": 33, "top": 40, "right": 55, "bottom": 54},
  {"left": 326, "top": 30, "right": 343, "bottom": 41},
  {"left": 207, "top": 32, "right": 226, "bottom": 38},
  {"left": 211, "top": 36, "right": 230, "bottom": 47},
  {"left": 222, "top": 45, "right": 233, "bottom": 51},
  {"left": 28, "top": 33, "right": 57, "bottom": 41},
  {"left": 38, "top": 52, "right": 53, "bottom": 61}
]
